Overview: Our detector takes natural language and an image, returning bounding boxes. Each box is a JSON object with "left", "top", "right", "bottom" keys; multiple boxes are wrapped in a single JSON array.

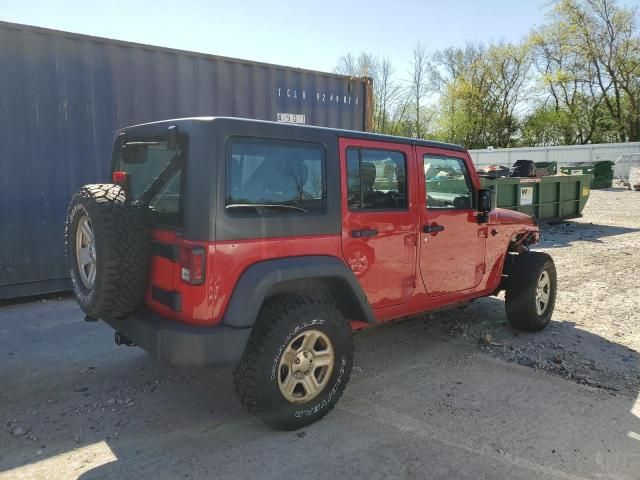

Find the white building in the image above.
[{"left": 468, "top": 142, "right": 640, "bottom": 180}]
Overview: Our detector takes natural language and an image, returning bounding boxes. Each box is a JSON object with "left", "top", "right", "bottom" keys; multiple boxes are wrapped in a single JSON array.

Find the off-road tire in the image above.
[
  {"left": 234, "top": 296, "right": 353, "bottom": 430},
  {"left": 65, "top": 184, "right": 148, "bottom": 319},
  {"left": 505, "top": 251, "right": 556, "bottom": 332}
]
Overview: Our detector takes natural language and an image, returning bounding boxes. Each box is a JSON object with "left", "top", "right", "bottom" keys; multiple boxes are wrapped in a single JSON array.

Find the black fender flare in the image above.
[{"left": 221, "top": 255, "right": 376, "bottom": 328}]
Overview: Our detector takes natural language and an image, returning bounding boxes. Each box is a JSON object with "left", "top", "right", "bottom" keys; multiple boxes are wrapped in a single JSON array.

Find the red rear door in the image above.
[
  {"left": 416, "top": 147, "right": 486, "bottom": 296},
  {"left": 339, "top": 138, "right": 418, "bottom": 309}
]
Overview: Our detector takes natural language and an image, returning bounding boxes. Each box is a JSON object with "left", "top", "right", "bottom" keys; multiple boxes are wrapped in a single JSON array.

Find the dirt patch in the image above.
[
  {"left": 422, "top": 187, "right": 640, "bottom": 396},
  {"left": 1, "top": 188, "right": 639, "bottom": 480}
]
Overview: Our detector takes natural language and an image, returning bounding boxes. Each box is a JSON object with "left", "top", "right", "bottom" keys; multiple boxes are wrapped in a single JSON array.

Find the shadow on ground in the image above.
[
  {"left": 424, "top": 296, "right": 640, "bottom": 395},
  {"left": 1, "top": 298, "right": 639, "bottom": 479},
  {"left": 537, "top": 221, "right": 640, "bottom": 248}
]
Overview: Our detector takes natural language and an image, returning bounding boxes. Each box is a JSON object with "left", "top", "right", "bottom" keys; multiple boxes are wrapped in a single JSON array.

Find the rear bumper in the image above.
[{"left": 103, "top": 310, "right": 252, "bottom": 367}]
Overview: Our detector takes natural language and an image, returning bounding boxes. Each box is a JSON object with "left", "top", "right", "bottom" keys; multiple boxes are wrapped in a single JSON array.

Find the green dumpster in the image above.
[
  {"left": 559, "top": 161, "right": 614, "bottom": 189},
  {"left": 480, "top": 175, "right": 591, "bottom": 222},
  {"left": 534, "top": 161, "right": 557, "bottom": 176}
]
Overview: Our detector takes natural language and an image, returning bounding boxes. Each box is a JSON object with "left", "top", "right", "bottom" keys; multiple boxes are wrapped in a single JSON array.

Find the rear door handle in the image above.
[
  {"left": 423, "top": 224, "right": 445, "bottom": 234},
  {"left": 351, "top": 229, "right": 378, "bottom": 238}
]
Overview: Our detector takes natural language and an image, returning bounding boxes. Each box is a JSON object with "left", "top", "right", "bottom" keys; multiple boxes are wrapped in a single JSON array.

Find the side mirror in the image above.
[
  {"left": 478, "top": 188, "right": 492, "bottom": 212},
  {"left": 477, "top": 188, "right": 493, "bottom": 223}
]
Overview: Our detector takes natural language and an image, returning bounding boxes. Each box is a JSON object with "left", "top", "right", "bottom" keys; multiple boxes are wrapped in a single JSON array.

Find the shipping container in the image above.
[
  {"left": 0, "top": 21, "right": 373, "bottom": 299},
  {"left": 480, "top": 175, "right": 592, "bottom": 222},
  {"left": 559, "top": 161, "right": 614, "bottom": 189}
]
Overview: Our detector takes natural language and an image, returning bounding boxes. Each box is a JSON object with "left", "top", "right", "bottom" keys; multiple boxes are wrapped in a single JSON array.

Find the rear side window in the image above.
[
  {"left": 226, "top": 138, "right": 326, "bottom": 215},
  {"left": 114, "top": 139, "right": 184, "bottom": 228},
  {"left": 424, "top": 155, "right": 474, "bottom": 209},
  {"left": 346, "top": 148, "right": 407, "bottom": 210}
]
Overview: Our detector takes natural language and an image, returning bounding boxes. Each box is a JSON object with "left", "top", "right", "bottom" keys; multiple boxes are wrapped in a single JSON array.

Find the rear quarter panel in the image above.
[{"left": 209, "top": 236, "right": 344, "bottom": 325}]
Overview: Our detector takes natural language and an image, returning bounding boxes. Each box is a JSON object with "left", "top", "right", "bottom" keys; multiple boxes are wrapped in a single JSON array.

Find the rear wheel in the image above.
[
  {"left": 505, "top": 251, "right": 557, "bottom": 332},
  {"left": 65, "top": 184, "right": 148, "bottom": 319},
  {"left": 234, "top": 296, "right": 353, "bottom": 430}
]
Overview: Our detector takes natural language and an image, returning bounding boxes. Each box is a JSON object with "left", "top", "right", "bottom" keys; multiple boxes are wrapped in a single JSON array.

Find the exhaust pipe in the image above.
[{"left": 114, "top": 331, "right": 136, "bottom": 347}]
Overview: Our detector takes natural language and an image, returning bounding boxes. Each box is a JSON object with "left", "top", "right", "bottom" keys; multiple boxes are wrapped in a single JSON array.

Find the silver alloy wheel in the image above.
[
  {"left": 75, "top": 215, "right": 96, "bottom": 289},
  {"left": 277, "top": 329, "right": 335, "bottom": 404},
  {"left": 535, "top": 270, "right": 551, "bottom": 315}
]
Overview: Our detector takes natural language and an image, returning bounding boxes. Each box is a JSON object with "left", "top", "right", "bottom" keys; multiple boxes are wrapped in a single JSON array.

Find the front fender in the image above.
[
  {"left": 484, "top": 213, "right": 541, "bottom": 293},
  {"left": 490, "top": 208, "right": 537, "bottom": 226}
]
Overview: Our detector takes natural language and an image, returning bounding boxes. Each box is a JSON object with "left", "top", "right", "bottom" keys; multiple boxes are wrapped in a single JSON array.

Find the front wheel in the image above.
[
  {"left": 505, "top": 251, "right": 557, "bottom": 332},
  {"left": 234, "top": 296, "right": 353, "bottom": 430}
]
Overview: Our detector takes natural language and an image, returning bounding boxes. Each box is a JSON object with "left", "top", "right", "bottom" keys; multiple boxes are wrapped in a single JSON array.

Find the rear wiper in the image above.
[
  {"left": 137, "top": 150, "right": 182, "bottom": 207},
  {"left": 226, "top": 204, "right": 309, "bottom": 213}
]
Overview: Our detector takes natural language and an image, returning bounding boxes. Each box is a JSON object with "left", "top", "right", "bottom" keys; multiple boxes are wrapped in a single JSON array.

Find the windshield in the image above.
[{"left": 114, "top": 139, "right": 184, "bottom": 228}]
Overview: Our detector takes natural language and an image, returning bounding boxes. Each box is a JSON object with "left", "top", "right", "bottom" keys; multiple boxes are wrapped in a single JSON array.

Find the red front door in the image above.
[
  {"left": 339, "top": 138, "right": 418, "bottom": 309},
  {"left": 417, "top": 148, "right": 486, "bottom": 296}
]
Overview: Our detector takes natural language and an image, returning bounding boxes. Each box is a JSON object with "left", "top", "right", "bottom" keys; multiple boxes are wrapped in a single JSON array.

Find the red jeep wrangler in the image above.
[{"left": 65, "top": 117, "right": 556, "bottom": 430}]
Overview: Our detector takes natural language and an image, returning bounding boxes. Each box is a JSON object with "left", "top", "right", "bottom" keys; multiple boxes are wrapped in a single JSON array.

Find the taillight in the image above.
[
  {"left": 180, "top": 245, "right": 206, "bottom": 285},
  {"left": 112, "top": 171, "right": 128, "bottom": 183},
  {"left": 112, "top": 171, "right": 133, "bottom": 200}
]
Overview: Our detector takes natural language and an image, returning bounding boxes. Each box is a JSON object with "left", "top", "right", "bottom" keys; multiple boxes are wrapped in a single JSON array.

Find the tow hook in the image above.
[{"left": 114, "top": 331, "right": 136, "bottom": 347}]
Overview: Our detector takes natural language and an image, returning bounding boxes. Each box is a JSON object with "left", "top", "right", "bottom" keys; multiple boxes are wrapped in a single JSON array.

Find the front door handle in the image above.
[
  {"left": 423, "top": 224, "right": 445, "bottom": 234},
  {"left": 351, "top": 229, "right": 378, "bottom": 238}
]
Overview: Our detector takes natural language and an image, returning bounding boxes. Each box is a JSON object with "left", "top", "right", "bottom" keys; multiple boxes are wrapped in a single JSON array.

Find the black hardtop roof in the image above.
[
  {"left": 124, "top": 116, "right": 466, "bottom": 153},
  {"left": 216, "top": 117, "right": 466, "bottom": 152}
]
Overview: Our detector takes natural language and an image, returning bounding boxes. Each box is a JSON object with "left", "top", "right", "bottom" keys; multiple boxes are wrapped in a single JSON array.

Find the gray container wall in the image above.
[{"left": 0, "top": 21, "right": 372, "bottom": 299}]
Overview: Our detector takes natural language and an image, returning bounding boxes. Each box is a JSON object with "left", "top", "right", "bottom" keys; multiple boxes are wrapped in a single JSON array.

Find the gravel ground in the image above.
[
  {"left": 1, "top": 187, "right": 639, "bottom": 479},
  {"left": 424, "top": 187, "right": 640, "bottom": 395}
]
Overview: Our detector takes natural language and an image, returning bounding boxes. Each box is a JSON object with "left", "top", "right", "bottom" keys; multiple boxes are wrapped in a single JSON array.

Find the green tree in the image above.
[
  {"left": 430, "top": 42, "right": 531, "bottom": 148},
  {"left": 333, "top": 0, "right": 640, "bottom": 146},
  {"left": 521, "top": 106, "right": 574, "bottom": 146},
  {"left": 334, "top": 52, "right": 407, "bottom": 135},
  {"left": 533, "top": 0, "right": 640, "bottom": 141}
]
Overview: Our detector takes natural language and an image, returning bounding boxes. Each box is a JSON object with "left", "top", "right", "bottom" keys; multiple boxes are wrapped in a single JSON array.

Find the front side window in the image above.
[
  {"left": 226, "top": 138, "right": 325, "bottom": 215},
  {"left": 347, "top": 148, "right": 407, "bottom": 210},
  {"left": 424, "top": 155, "right": 473, "bottom": 209}
]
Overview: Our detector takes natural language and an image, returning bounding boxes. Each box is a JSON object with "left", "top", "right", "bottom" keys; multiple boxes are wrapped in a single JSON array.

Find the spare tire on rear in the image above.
[{"left": 65, "top": 184, "right": 149, "bottom": 319}]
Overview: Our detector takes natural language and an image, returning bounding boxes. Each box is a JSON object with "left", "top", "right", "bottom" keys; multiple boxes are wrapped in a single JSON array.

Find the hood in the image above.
[{"left": 490, "top": 208, "right": 537, "bottom": 226}]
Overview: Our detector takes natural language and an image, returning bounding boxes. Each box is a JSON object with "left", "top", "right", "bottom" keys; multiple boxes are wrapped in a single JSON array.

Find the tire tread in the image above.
[
  {"left": 65, "top": 184, "right": 148, "bottom": 319},
  {"left": 505, "top": 251, "right": 556, "bottom": 332},
  {"left": 234, "top": 295, "right": 352, "bottom": 430}
]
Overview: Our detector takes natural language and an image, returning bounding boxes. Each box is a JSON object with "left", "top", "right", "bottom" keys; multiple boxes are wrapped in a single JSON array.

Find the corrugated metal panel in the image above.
[
  {"left": 613, "top": 153, "right": 640, "bottom": 181},
  {"left": 0, "top": 21, "right": 372, "bottom": 299},
  {"left": 469, "top": 142, "right": 640, "bottom": 170}
]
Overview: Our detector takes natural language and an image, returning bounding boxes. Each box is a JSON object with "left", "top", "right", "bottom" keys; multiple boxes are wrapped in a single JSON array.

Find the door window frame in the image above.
[
  {"left": 345, "top": 146, "right": 409, "bottom": 213},
  {"left": 339, "top": 137, "right": 416, "bottom": 216},
  {"left": 422, "top": 152, "right": 477, "bottom": 211}
]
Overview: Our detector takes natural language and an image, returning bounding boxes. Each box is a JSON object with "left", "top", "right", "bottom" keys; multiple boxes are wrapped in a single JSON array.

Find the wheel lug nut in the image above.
[{"left": 295, "top": 358, "right": 300, "bottom": 364}]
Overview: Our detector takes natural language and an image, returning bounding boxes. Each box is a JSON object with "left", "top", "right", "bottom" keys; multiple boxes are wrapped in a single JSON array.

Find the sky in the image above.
[{"left": 1, "top": 0, "right": 639, "bottom": 76}]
